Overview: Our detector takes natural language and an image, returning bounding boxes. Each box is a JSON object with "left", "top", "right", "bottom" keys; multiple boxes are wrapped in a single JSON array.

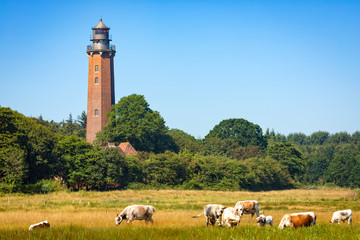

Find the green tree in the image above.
[
  {"left": 103, "top": 147, "right": 127, "bottom": 189},
  {"left": 0, "top": 107, "right": 57, "bottom": 185},
  {"left": 97, "top": 94, "right": 176, "bottom": 153},
  {"left": 232, "top": 145, "right": 260, "bottom": 160},
  {"left": 202, "top": 137, "right": 239, "bottom": 157},
  {"left": 167, "top": 129, "right": 201, "bottom": 154},
  {"left": 287, "top": 133, "right": 307, "bottom": 145},
  {"left": 267, "top": 142, "right": 305, "bottom": 180},
  {"left": 309, "top": 131, "right": 329, "bottom": 145},
  {"left": 205, "top": 118, "right": 266, "bottom": 148},
  {"left": 54, "top": 135, "right": 92, "bottom": 189},
  {"left": 352, "top": 131, "right": 360, "bottom": 144},
  {"left": 325, "top": 144, "right": 359, "bottom": 187},
  {"left": 326, "top": 132, "right": 351, "bottom": 145},
  {"left": 76, "top": 111, "right": 87, "bottom": 139}
]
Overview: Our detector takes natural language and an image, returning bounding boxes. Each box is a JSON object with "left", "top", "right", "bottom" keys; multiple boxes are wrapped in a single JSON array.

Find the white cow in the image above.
[
  {"left": 330, "top": 209, "right": 352, "bottom": 225},
  {"left": 215, "top": 207, "right": 241, "bottom": 228},
  {"left": 234, "top": 200, "right": 259, "bottom": 217},
  {"left": 256, "top": 214, "right": 273, "bottom": 227},
  {"left": 29, "top": 220, "right": 50, "bottom": 231},
  {"left": 192, "top": 204, "right": 224, "bottom": 226},
  {"left": 115, "top": 205, "right": 155, "bottom": 225}
]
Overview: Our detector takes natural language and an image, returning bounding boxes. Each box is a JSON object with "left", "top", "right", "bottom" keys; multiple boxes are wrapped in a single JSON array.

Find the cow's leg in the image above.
[
  {"left": 348, "top": 216, "right": 352, "bottom": 225},
  {"left": 127, "top": 216, "right": 134, "bottom": 223}
]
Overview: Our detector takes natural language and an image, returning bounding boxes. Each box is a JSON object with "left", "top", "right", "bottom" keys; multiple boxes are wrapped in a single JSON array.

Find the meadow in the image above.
[{"left": 0, "top": 188, "right": 359, "bottom": 239}]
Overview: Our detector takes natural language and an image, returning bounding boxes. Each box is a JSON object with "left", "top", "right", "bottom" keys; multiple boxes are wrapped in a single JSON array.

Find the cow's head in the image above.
[
  {"left": 236, "top": 205, "right": 245, "bottom": 216},
  {"left": 256, "top": 215, "right": 266, "bottom": 225},
  {"left": 215, "top": 207, "right": 226, "bottom": 226},
  {"left": 115, "top": 214, "right": 124, "bottom": 225},
  {"left": 278, "top": 214, "right": 291, "bottom": 229}
]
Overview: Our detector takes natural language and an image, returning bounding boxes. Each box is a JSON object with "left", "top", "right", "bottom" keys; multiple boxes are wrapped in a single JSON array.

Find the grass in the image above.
[{"left": 0, "top": 188, "right": 359, "bottom": 239}]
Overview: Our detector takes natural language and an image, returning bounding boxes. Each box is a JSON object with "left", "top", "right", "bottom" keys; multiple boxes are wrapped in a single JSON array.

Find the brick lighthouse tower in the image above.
[{"left": 86, "top": 18, "right": 116, "bottom": 143}]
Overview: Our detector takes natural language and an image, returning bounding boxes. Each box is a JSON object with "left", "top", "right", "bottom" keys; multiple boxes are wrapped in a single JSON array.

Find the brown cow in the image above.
[
  {"left": 278, "top": 212, "right": 316, "bottom": 229},
  {"left": 234, "top": 200, "right": 259, "bottom": 217}
]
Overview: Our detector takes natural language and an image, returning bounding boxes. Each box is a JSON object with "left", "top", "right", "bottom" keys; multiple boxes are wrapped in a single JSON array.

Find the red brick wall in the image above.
[{"left": 86, "top": 53, "right": 114, "bottom": 143}]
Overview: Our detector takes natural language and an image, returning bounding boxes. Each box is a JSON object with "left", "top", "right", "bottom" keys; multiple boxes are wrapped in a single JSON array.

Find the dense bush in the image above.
[{"left": 1, "top": 106, "right": 360, "bottom": 192}]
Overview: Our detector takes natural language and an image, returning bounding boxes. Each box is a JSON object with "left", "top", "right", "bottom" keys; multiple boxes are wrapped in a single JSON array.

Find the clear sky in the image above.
[{"left": 1, "top": 0, "right": 359, "bottom": 139}]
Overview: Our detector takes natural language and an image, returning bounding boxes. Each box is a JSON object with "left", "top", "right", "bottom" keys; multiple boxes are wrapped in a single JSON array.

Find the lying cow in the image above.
[
  {"left": 192, "top": 204, "right": 224, "bottom": 226},
  {"left": 330, "top": 209, "right": 352, "bottom": 225},
  {"left": 216, "top": 207, "right": 241, "bottom": 228},
  {"left": 115, "top": 205, "right": 155, "bottom": 225},
  {"left": 234, "top": 200, "right": 259, "bottom": 217},
  {"left": 29, "top": 220, "right": 50, "bottom": 231},
  {"left": 278, "top": 212, "right": 316, "bottom": 229},
  {"left": 256, "top": 214, "right": 273, "bottom": 227}
]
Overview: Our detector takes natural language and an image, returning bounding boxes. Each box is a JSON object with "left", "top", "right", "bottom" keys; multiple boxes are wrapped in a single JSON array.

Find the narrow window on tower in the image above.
[
  {"left": 95, "top": 77, "right": 98, "bottom": 85},
  {"left": 95, "top": 65, "right": 98, "bottom": 72},
  {"left": 94, "top": 109, "right": 98, "bottom": 116}
]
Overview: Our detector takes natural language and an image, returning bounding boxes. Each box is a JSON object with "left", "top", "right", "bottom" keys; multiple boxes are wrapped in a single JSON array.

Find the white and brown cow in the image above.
[
  {"left": 115, "top": 205, "right": 155, "bottom": 225},
  {"left": 256, "top": 214, "right": 273, "bottom": 227},
  {"left": 234, "top": 200, "right": 259, "bottom": 217},
  {"left": 215, "top": 207, "right": 241, "bottom": 228},
  {"left": 192, "top": 204, "right": 224, "bottom": 226},
  {"left": 278, "top": 212, "right": 316, "bottom": 229},
  {"left": 29, "top": 220, "right": 50, "bottom": 231},
  {"left": 330, "top": 209, "right": 352, "bottom": 225}
]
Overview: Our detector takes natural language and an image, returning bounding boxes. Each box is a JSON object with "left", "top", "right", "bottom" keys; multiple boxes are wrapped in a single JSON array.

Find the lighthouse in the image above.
[{"left": 86, "top": 18, "right": 116, "bottom": 143}]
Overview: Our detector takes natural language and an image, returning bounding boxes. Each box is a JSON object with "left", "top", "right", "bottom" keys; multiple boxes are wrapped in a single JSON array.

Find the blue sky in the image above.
[{"left": 1, "top": 0, "right": 359, "bottom": 139}]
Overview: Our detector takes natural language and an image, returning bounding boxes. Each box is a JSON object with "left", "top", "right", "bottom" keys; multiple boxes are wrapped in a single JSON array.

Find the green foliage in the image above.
[
  {"left": 232, "top": 145, "right": 261, "bottom": 160},
  {"left": 205, "top": 118, "right": 266, "bottom": 148},
  {"left": 1, "top": 105, "right": 360, "bottom": 192},
  {"left": 309, "top": 131, "right": 330, "bottom": 145},
  {"left": 142, "top": 151, "right": 187, "bottom": 187},
  {"left": 168, "top": 129, "right": 202, "bottom": 154},
  {"left": 97, "top": 94, "right": 177, "bottom": 153},
  {"left": 32, "top": 112, "right": 86, "bottom": 138},
  {"left": 267, "top": 142, "right": 305, "bottom": 180},
  {"left": 325, "top": 144, "right": 359, "bottom": 187}
]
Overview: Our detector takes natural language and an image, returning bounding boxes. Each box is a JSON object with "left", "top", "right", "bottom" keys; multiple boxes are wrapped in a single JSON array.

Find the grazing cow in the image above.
[
  {"left": 115, "top": 205, "right": 155, "bottom": 225},
  {"left": 192, "top": 204, "right": 224, "bottom": 226},
  {"left": 330, "top": 209, "right": 352, "bottom": 225},
  {"left": 278, "top": 212, "right": 316, "bottom": 229},
  {"left": 234, "top": 200, "right": 259, "bottom": 217},
  {"left": 29, "top": 220, "right": 50, "bottom": 231},
  {"left": 256, "top": 214, "right": 273, "bottom": 227},
  {"left": 215, "top": 207, "right": 241, "bottom": 228}
]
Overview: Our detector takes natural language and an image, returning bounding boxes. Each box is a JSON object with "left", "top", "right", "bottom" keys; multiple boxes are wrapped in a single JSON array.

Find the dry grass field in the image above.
[{"left": 0, "top": 188, "right": 359, "bottom": 239}]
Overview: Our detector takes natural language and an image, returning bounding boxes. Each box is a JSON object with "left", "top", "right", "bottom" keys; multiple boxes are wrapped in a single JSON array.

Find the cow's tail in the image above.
[{"left": 192, "top": 212, "right": 204, "bottom": 218}]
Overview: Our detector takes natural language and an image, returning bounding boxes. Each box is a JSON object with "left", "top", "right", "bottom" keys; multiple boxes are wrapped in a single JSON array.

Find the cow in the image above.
[
  {"left": 192, "top": 204, "right": 224, "bottom": 226},
  {"left": 28, "top": 220, "right": 50, "bottom": 231},
  {"left": 330, "top": 209, "right": 352, "bottom": 225},
  {"left": 215, "top": 207, "right": 241, "bottom": 228},
  {"left": 278, "top": 212, "right": 316, "bottom": 229},
  {"left": 256, "top": 214, "right": 273, "bottom": 227},
  {"left": 115, "top": 205, "right": 155, "bottom": 225},
  {"left": 234, "top": 200, "right": 259, "bottom": 217}
]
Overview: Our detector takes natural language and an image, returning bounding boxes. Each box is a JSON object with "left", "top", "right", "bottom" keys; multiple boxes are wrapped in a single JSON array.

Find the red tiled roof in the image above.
[{"left": 118, "top": 142, "right": 137, "bottom": 156}]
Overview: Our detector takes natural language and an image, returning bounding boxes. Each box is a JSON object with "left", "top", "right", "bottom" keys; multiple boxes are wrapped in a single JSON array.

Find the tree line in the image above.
[{"left": 0, "top": 95, "right": 359, "bottom": 193}]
